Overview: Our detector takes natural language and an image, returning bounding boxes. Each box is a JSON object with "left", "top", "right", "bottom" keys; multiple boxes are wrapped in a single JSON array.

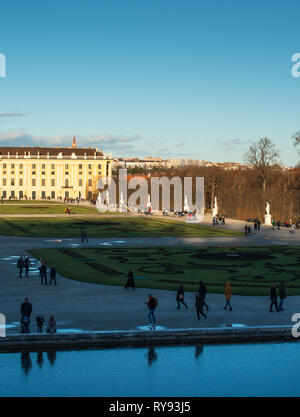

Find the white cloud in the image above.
[{"left": 0, "top": 112, "right": 25, "bottom": 118}]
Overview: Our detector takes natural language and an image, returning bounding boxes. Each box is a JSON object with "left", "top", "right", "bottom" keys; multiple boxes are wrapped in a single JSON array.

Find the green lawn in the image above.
[
  {"left": 28, "top": 246, "right": 300, "bottom": 296},
  {"left": 0, "top": 217, "right": 242, "bottom": 238},
  {"left": 0, "top": 204, "right": 98, "bottom": 214}
]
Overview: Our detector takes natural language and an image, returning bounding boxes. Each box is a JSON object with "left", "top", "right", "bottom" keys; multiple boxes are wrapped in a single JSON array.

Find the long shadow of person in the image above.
[
  {"left": 47, "top": 349, "right": 57, "bottom": 366},
  {"left": 195, "top": 344, "right": 204, "bottom": 358},
  {"left": 147, "top": 347, "right": 158, "bottom": 366},
  {"left": 21, "top": 351, "right": 32, "bottom": 376}
]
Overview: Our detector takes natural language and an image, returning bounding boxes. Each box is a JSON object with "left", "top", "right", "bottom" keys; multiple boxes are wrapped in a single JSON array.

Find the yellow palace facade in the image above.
[{"left": 0, "top": 138, "right": 112, "bottom": 200}]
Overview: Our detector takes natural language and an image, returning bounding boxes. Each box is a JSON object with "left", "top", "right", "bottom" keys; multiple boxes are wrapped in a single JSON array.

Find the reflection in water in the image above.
[
  {"left": 36, "top": 352, "right": 44, "bottom": 369},
  {"left": 47, "top": 350, "right": 57, "bottom": 366},
  {"left": 195, "top": 344, "right": 204, "bottom": 358},
  {"left": 147, "top": 347, "right": 158, "bottom": 366},
  {"left": 21, "top": 352, "right": 32, "bottom": 376}
]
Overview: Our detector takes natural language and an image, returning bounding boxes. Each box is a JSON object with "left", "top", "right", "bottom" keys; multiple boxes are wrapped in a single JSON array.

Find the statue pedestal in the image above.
[{"left": 264, "top": 214, "right": 272, "bottom": 225}]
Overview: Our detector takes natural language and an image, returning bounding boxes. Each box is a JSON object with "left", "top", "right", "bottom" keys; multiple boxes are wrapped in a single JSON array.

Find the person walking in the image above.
[
  {"left": 198, "top": 281, "right": 209, "bottom": 310},
  {"left": 146, "top": 294, "right": 157, "bottom": 325},
  {"left": 176, "top": 284, "right": 187, "bottom": 309},
  {"left": 37, "top": 258, "right": 43, "bottom": 279},
  {"left": 269, "top": 285, "right": 279, "bottom": 312},
  {"left": 257, "top": 220, "right": 261, "bottom": 231},
  {"left": 36, "top": 314, "right": 45, "bottom": 333},
  {"left": 124, "top": 270, "right": 135, "bottom": 290},
  {"left": 40, "top": 261, "right": 47, "bottom": 285},
  {"left": 49, "top": 266, "right": 57, "bottom": 286},
  {"left": 81, "top": 228, "right": 88, "bottom": 242},
  {"left": 23, "top": 256, "right": 32, "bottom": 278},
  {"left": 20, "top": 298, "right": 32, "bottom": 319},
  {"left": 278, "top": 282, "right": 286, "bottom": 311},
  {"left": 224, "top": 282, "right": 233, "bottom": 311},
  {"left": 195, "top": 292, "right": 207, "bottom": 320},
  {"left": 17, "top": 256, "right": 24, "bottom": 278},
  {"left": 244, "top": 225, "right": 248, "bottom": 237}
]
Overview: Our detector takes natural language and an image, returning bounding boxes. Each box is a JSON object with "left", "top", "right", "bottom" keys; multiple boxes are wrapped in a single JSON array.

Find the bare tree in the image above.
[
  {"left": 292, "top": 131, "right": 300, "bottom": 150},
  {"left": 244, "top": 137, "right": 280, "bottom": 191}
]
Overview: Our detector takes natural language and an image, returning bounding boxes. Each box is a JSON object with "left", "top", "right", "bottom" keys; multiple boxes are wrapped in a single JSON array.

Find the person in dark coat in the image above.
[
  {"left": 20, "top": 298, "right": 32, "bottom": 319},
  {"left": 36, "top": 314, "right": 45, "bottom": 333},
  {"left": 124, "top": 270, "right": 135, "bottom": 290},
  {"left": 17, "top": 256, "right": 24, "bottom": 278},
  {"left": 257, "top": 220, "right": 261, "bottom": 231},
  {"left": 269, "top": 285, "right": 279, "bottom": 312},
  {"left": 195, "top": 292, "right": 207, "bottom": 320},
  {"left": 81, "top": 228, "right": 88, "bottom": 242},
  {"left": 23, "top": 256, "right": 32, "bottom": 278},
  {"left": 40, "top": 262, "right": 47, "bottom": 285},
  {"left": 176, "top": 284, "right": 187, "bottom": 309},
  {"left": 146, "top": 294, "right": 157, "bottom": 325},
  {"left": 49, "top": 266, "right": 57, "bottom": 286},
  {"left": 198, "top": 281, "right": 209, "bottom": 310},
  {"left": 278, "top": 281, "right": 286, "bottom": 311}
]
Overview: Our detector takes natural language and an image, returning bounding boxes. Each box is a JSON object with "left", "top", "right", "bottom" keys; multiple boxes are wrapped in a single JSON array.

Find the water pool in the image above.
[{"left": 0, "top": 341, "right": 299, "bottom": 396}]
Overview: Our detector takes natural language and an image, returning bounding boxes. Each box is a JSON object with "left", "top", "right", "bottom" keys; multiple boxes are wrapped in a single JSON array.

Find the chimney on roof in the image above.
[{"left": 72, "top": 135, "right": 77, "bottom": 148}]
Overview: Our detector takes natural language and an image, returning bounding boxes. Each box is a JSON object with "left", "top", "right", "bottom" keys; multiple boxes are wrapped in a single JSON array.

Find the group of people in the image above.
[
  {"left": 212, "top": 216, "right": 225, "bottom": 226},
  {"left": 37, "top": 258, "right": 57, "bottom": 286},
  {"left": 269, "top": 282, "right": 287, "bottom": 312},
  {"left": 64, "top": 207, "right": 71, "bottom": 215},
  {"left": 145, "top": 279, "right": 287, "bottom": 325},
  {"left": 17, "top": 256, "right": 32, "bottom": 278},
  {"left": 20, "top": 298, "right": 56, "bottom": 334},
  {"left": 17, "top": 256, "right": 57, "bottom": 285}
]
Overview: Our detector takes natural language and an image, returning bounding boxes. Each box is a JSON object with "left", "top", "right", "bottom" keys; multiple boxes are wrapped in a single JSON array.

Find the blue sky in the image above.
[{"left": 0, "top": 0, "right": 300, "bottom": 165}]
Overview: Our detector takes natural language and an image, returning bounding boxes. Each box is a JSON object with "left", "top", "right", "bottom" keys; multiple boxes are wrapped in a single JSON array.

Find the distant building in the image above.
[{"left": 0, "top": 137, "right": 112, "bottom": 200}]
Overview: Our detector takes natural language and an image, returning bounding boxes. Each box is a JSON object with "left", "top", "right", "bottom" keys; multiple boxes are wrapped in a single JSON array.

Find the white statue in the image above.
[
  {"left": 120, "top": 192, "right": 124, "bottom": 206},
  {"left": 212, "top": 196, "right": 218, "bottom": 217},
  {"left": 264, "top": 201, "right": 272, "bottom": 225},
  {"left": 184, "top": 195, "right": 189, "bottom": 212},
  {"left": 147, "top": 193, "right": 151, "bottom": 208}
]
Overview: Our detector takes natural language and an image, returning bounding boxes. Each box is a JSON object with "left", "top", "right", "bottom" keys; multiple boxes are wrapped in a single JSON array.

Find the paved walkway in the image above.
[{"left": 0, "top": 219, "right": 299, "bottom": 334}]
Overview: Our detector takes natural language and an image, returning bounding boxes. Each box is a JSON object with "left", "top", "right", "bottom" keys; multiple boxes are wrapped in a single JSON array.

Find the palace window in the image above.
[
  {"left": 42, "top": 179, "right": 45, "bottom": 186},
  {"left": 51, "top": 179, "right": 55, "bottom": 186},
  {"left": 32, "top": 179, "right": 36, "bottom": 186},
  {"left": 88, "top": 179, "right": 92, "bottom": 186},
  {"left": 11, "top": 179, "right": 15, "bottom": 186},
  {"left": 2, "top": 179, "right": 6, "bottom": 186},
  {"left": 79, "top": 179, "right": 83, "bottom": 187},
  {"left": 19, "top": 179, "right": 23, "bottom": 186}
]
